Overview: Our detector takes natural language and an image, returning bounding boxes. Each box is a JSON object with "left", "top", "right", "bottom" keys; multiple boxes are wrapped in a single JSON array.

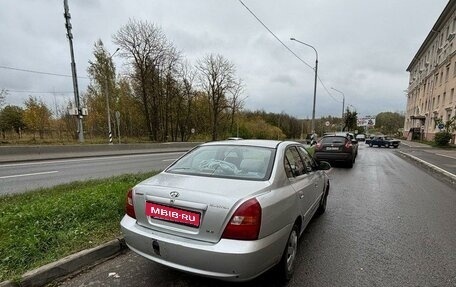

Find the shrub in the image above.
[{"left": 434, "top": 131, "right": 452, "bottom": 146}]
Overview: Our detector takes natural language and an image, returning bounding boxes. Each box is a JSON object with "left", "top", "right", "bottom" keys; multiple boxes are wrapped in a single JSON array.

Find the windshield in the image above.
[{"left": 166, "top": 145, "right": 275, "bottom": 180}]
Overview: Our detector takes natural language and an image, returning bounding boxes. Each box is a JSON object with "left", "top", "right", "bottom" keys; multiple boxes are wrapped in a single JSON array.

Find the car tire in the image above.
[
  {"left": 279, "top": 224, "right": 299, "bottom": 281},
  {"left": 369, "top": 143, "right": 373, "bottom": 147},
  {"left": 316, "top": 186, "right": 329, "bottom": 216},
  {"left": 385, "top": 143, "right": 390, "bottom": 148},
  {"left": 394, "top": 146, "right": 398, "bottom": 149},
  {"left": 347, "top": 159, "right": 353, "bottom": 168}
]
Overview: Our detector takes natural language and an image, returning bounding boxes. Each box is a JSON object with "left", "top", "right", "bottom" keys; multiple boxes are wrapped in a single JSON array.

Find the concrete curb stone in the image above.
[{"left": 0, "top": 238, "right": 126, "bottom": 287}]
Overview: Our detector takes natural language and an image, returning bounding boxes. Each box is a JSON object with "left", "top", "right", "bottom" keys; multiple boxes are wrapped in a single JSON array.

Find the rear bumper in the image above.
[
  {"left": 314, "top": 152, "right": 353, "bottom": 162},
  {"left": 120, "top": 215, "right": 290, "bottom": 281}
]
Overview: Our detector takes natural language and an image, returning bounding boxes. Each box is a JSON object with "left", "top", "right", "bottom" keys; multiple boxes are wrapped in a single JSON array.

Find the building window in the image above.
[
  {"left": 437, "top": 95, "right": 440, "bottom": 107},
  {"left": 432, "top": 97, "right": 435, "bottom": 110},
  {"left": 443, "top": 92, "right": 446, "bottom": 106},
  {"left": 440, "top": 71, "right": 444, "bottom": 85},
  {"left": 452, "top": 88, "right": 455, "bottom": 104},
  {"left": 446, "top": 66, "right": 450, "bottom": 82}
]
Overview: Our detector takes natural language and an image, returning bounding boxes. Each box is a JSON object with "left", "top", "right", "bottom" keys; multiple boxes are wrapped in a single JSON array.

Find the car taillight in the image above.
[
  {"left": 222, "top": 198, "right": 262, "bottom": 240},
  {"left": 125, "top": 189, "right": 136, "bottom": 219}
]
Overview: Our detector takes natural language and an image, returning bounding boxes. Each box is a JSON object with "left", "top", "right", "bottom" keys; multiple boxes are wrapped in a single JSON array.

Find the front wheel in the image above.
[
  {"left": 369, "top": 143, "right": 373, "bottom": 147},
  {"left": 385, "top": 143, "right": 390, "bottom": 148},
  {"left": 279, "top": 225, "right": 299, "bottom": 281}
]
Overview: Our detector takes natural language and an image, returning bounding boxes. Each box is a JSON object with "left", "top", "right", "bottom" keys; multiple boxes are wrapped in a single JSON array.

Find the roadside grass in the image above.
[
  {"left": 306, "top": 145, "right": 315, "bottom": 156},
  {"left": 0, "top": 172, "right": 157, "bottom": 282}
]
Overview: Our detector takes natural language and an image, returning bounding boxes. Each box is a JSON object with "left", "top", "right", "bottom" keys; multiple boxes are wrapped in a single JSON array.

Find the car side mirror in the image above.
[{"left": 317, "top": 161, "right": 331, "bottom": 170}]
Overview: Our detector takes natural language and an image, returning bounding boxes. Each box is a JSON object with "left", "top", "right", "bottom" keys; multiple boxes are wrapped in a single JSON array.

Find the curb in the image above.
[
  {"left": 399, "top": 151, "right": 456, "bottom": 185},
  {"left": 0, "top": 238, "right": 127, "bottom": 287}
]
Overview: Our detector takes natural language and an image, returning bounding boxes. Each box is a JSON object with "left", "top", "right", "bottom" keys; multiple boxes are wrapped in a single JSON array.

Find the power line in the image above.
[
  {"left": 0, "top": 65, "right": 89, "bottom": 80},
  {"left": 317, "top": 76, "right": 341, "bottom": 103},
  {"left": 237, "top": 0, "right": 313, "bottom": 70},
  {"left": 4, "top": 89, "right": 74, "bottom": 94},
  {"left": 237, "top": 0, "right": 341, "bottom": 104}
]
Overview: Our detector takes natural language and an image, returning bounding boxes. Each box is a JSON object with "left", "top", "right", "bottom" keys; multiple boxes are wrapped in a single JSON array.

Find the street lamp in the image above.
[
  {"left": 330, "top": 87, "right": 345, "bottom": 131},
  {"left": 105, "top": 48, "right": 120, "bottom": 145},
  {"left": 290, "top": 37, "right": 318, "bottom": 135}
]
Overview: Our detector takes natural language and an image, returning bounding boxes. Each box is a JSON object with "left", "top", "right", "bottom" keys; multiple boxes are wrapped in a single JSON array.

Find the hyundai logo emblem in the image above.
[{"left": 170, "top": 191, "right": 180, "bottom": 198}]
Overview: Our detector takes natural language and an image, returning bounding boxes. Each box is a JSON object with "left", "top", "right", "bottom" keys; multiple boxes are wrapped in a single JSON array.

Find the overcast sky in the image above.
[{"left": 0, "top": 0, "right": 449, "bottom": 119}]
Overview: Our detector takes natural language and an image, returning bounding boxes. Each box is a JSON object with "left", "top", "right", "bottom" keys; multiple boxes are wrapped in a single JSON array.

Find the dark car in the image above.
[
  {"left": 368, "top": 136, "right": 400, "bottom": 148},
  {"left": 313, "top": 135, "right": 357, "bottom": 168}
]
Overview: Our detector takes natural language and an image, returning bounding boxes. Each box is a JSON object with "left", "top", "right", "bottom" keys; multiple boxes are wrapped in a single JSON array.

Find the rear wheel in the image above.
[
  {"left": 346, "top": 158, "right": 354, "bottom": 168},
  {"left": 385, "top": 143, "right": 390, "bottom": 148},
  {"left": 316, "top": 186, "right": 329, "bottom": 216},
  {"left": 369, "top": 143, "right": 373, "bottom": 147},
  {"left": 279, "top": 224, "right": 299, "bottom": 281}
]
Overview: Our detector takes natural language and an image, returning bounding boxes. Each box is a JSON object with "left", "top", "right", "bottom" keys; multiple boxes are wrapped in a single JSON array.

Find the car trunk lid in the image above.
[{"left": 133, "top": 172, "right": 270, "bottom": 243}]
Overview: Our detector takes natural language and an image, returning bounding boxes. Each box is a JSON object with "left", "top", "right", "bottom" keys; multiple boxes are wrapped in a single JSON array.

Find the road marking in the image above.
[
  {"left": 0, "top": 170, "right": 59, "bottom": 179},
  {"left": 162, "top": 159, "right": 177, "bottom": 162},
  {"left": 435, "top": 153, "right": 456, "bottom": 160},
  {"left": 0, "top": 152, "right": 184, "bottom": 168}
]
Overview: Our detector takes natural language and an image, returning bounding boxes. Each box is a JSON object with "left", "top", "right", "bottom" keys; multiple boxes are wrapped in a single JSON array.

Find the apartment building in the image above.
[{"left": 405, "top": 0, "right": 456, "bottom": 142}]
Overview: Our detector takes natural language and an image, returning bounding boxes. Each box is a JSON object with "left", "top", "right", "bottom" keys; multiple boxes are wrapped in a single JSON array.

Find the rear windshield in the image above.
[
  {"left": 320, "top": 136, "right": 347, "bottom": 144},
  {"left": 166, "top": 145, "right": 275, "bottom": 181}
]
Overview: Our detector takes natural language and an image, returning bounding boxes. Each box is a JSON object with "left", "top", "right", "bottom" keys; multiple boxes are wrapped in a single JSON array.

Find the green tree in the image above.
[
  {"left": 0, "top": 105, "right": 25, "bottom": 139},
  {"left": 23, "top": 96, "right": 52, "bottom": 139},
  {"left": 86, "top": 39, "right": 118, "bottom": 139},
  {"left": 343, "top": 107, "right": 358, "bottom": 132},
  {"left": 375, "top": 112, "right": 405, "bottom": 135}
]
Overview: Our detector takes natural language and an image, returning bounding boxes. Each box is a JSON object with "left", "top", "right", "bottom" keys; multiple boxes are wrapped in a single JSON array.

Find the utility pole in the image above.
[{"left": 63, "top": 0, "right": 84, "bottom": 143}]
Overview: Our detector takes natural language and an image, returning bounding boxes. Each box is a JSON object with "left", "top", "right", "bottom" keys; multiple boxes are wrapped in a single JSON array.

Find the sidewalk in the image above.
[{"left": 398, "top": 140, "right": 456, "bottom": 185}]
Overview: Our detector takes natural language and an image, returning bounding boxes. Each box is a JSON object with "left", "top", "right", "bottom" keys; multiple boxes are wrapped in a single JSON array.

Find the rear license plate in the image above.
[
  {"left": 145, "top": 202, "right": 201, "bottom": 227},
  {"left": 326, "top": 147, "right": 339, "bottom": 151}
]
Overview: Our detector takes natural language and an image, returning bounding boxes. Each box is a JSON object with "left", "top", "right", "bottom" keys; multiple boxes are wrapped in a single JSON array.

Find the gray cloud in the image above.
[{"left": 0, "top": 0, "right": 448, "bottom": 119}]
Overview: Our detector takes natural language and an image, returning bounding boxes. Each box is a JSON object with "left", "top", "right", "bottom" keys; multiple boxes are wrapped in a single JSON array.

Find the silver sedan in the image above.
[{"left": 121, "top": 140, "right": 331, "bottom": 281}]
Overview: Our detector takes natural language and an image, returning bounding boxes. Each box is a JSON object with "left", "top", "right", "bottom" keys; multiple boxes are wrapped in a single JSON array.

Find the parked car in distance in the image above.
[
  {"left": 365, "top": 135, "right": 374, "bottom": 145},
  {"left": 355, "top": 134, "right": 366, "bottom": 141},
  {"left": 121, "top": 140, "right": 331, "bottom": 282},
  {"left": 368, "top": 136, "right": 400, "bottom": 148},
  {"left": 313, "top": 134, "right": 357, "bottom": 168}
]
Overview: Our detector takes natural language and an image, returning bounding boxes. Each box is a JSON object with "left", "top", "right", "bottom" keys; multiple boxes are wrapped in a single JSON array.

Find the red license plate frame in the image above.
[{"left": 145, "top": 202, "right": 201, "bottom": 227}]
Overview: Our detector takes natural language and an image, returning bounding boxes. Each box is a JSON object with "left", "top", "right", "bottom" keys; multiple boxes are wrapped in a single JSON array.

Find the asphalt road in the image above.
[
  {"left": 56, "top": 145, "right": 456, "bottom": 287},
  {"left": 0, "top": 152, "right": 184, "bottom": 195}
]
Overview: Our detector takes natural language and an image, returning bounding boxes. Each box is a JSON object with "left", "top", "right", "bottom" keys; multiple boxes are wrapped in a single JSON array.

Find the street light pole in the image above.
[
  {"left": 290, "top": 38, "right": 318, "bottom": 136},
  {"left": 331, "top": 87, "right": 345, "bottom": 131},
  {"left": 105, "top": 48, "right": 119, "bottom": 145}
]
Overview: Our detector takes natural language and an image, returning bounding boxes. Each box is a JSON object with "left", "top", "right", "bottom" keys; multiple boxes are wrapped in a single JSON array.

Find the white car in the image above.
[{"left": 355, "top": 134, "right": 366, "bottom": 141}]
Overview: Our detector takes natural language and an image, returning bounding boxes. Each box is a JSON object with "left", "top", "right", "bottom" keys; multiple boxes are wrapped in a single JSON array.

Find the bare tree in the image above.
[
  {"left": 113, "top": 19, "right": 170, "bottom": 141},
  {"left": 197, "top": 54, "right": 238, "bottom": 140},
  {"left": 0, "top": 88, "right": 7, "bottom": 108},
  {"left": 228, "top": 79, "right": 245, "bottom": 135}
]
